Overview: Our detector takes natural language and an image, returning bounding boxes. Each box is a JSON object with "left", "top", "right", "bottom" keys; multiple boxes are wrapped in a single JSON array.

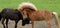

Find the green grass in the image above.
[{"left": 0, "top": 0, "right": 60, "bottom": 17}]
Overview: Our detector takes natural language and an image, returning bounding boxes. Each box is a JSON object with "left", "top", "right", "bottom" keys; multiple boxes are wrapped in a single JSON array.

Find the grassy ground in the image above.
[
  {"left": 0, "top": 0, "right": 60, "bottom": 17},
  {"left": 0, "top": 19, "right": 58, "bottom": 28}
]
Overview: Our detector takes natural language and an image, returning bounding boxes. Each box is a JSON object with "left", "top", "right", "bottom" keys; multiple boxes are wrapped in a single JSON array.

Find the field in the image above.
[
  {"left": 0, "top": 0, "right": 60, "bottom": 28},
  {"left": 0, "top": 0, "right": 60, "bottom": 16}
]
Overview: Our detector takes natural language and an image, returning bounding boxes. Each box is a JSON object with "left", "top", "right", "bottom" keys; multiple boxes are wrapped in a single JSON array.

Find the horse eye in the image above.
[
  {"left": 21, "top": 10, "right": 23, "bottom": 11},
  {"left": 21, "top": 9, "right": 25, "bottom": 11},
  {"left": 22, "top": 11, "right": 24, "bottom": 14}
]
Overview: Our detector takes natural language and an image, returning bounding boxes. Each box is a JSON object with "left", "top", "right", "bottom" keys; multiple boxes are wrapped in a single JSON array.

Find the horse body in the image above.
[
  {"left": 0, "top": 8, "right": 23, "bottom": 28},
  {"left": 19, "top": 8, "right": 60, "bottom": 28},
  {"left": 1, "top": 8, "right": 22, "bottom": 20},
  {"left": 27, "top": 10, "right": 52, "bottom": 21},
  {"left": 18, "top": 2, "right": 60, "bottom": 28},
  {"left": 25, "top": 9, "right": 60, "bottom": 28}
]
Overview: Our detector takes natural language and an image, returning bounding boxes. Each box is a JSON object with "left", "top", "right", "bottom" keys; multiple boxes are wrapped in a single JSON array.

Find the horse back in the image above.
[
  {"left": 30, "top": 10, "right": 52, "bottom": 21},
  {"left": 1, "top": 8, "right": 23, "bottom": 20}
]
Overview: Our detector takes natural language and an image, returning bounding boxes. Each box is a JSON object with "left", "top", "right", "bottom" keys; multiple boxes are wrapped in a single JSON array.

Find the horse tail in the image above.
[
  {"left": 18, "top": 2, "right": 37, "bottom": 11},
  {"left": 52, "top": 12, "right": 60, "bottom": 28}
]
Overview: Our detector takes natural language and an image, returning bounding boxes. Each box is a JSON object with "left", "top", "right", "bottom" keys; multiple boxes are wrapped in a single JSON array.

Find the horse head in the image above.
[{"left": 18, "top": 2, "right": 37, "bottom": 19}]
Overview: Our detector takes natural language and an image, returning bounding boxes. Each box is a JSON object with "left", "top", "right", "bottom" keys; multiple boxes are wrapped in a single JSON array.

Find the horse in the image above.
[
  {"left": 0, "top": 8, "right": 23, "bottom": 28},
  {"left": 18, "top": 2, "right": 37, "bottom": 26},
  {"left": 18, "top": 2, "right": 60, "bottom": 28}
]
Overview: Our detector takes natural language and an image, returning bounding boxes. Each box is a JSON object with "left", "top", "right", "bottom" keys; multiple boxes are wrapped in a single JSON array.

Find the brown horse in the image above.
[
  {"left": 18, "top": 2, "right": 60, "bottom": 28},
  {"left": 22, "top": 9, "right": 60, "bottom": 28}
]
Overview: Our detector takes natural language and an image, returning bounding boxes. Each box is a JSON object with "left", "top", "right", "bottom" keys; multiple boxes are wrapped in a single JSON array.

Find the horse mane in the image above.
[{"left": 18, "top": 2, "right": 37, "bottom": 11}]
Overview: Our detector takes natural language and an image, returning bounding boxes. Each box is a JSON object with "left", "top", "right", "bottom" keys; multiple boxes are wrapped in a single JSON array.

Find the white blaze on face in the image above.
[
  {"left": 21, "top": 10, "right": 27, "bottom": 20},
  {"left": 23, "top": 15, "right": 27, "bottom": 20}
]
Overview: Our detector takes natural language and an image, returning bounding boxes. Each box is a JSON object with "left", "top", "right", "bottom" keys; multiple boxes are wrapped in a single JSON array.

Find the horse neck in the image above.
[{"left": 27, "top": 10, "right": 35, "bottom": 15}]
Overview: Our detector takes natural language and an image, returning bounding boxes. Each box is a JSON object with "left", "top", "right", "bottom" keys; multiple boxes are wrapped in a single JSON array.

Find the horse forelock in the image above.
[{"left": 18, "top": 2, "right": 37, "bottom": 11}]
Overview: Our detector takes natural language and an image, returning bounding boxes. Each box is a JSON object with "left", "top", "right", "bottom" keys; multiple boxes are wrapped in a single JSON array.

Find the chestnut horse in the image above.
[
  {"left": 22, "top": 9, "right": 60, "bottom": 28},
  {"left": 18, "top": 2, "right": 60, "bottom": 28}
]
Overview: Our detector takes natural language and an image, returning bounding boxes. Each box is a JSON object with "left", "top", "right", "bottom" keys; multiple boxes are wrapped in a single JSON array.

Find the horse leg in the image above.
[
  {"left": 31, "top": 21, "right": 34, "bottom": 28},
  {"left": 6, "top": 19, "right": 9, "bottom": 28},
  {"left": 46, "top": 20, "right": 51, "bottom": 28},
  {"left": 15, "top": 20, "right": 19, "bottom": 28},
  {"left": 1, "top": 18, "right": 5, "bottom": 28}
]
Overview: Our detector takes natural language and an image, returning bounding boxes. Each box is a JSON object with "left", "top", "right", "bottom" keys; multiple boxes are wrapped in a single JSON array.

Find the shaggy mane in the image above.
[{"left": 18, "top": 2, "right": 37, "bottom": 11}]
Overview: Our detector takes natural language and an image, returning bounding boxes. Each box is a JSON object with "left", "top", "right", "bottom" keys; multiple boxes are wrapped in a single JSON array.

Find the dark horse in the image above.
[
  {"left": 22, "top": 15, "right": 30, "bottom": 26},
  {"left": 0, "top": 8, "right": 23, "bottom": 28}
]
